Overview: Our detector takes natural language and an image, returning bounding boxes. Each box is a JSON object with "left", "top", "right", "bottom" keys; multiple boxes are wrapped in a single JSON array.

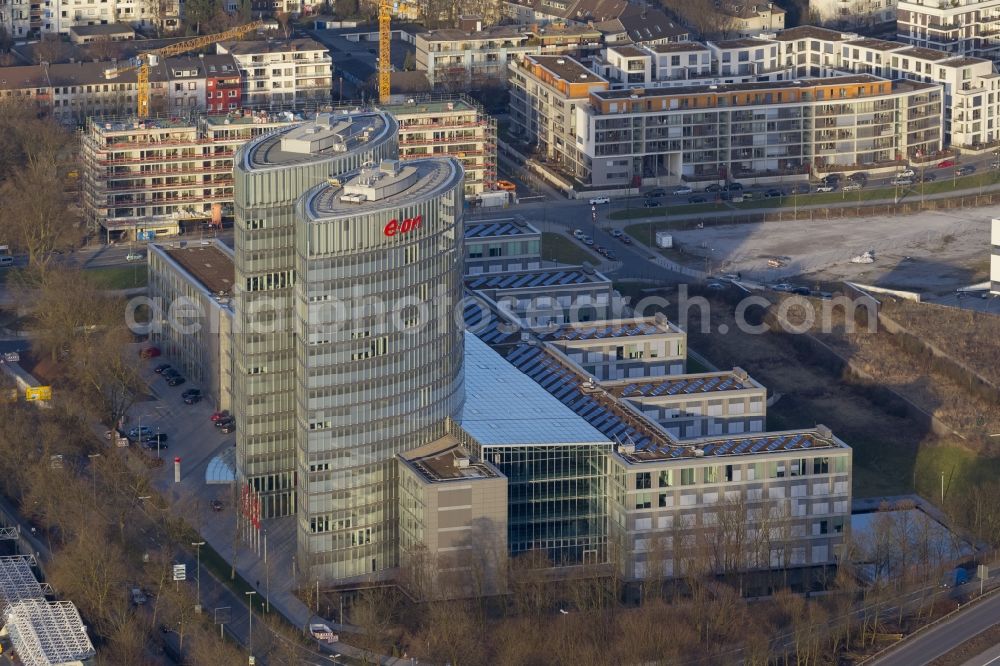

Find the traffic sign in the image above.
[
  {"left": 25, "top": 386, "right": 51, "bottom": 401},
  {"left": 172, "top": 564, "right": 186, "bottom": 581}
]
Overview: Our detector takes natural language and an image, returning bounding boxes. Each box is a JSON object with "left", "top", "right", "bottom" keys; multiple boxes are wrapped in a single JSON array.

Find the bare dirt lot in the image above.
[{"left": 666, "top": 207, "right": 993, "bottom": 297}]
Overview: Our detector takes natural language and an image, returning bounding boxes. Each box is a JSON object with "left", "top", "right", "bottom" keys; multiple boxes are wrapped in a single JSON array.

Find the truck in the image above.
[{"left": 655, "top": 232, "right": 673, "bottom": 249}]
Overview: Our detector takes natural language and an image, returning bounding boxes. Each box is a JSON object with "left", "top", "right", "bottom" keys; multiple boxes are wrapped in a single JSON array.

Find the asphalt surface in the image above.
[{"left": 874, "top": 591, "right": 1000, "bottom": 666}]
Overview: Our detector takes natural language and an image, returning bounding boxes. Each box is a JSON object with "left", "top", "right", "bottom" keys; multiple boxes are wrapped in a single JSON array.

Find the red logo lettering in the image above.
[{"left": 383, "top": 215, "right": 422, "bottom": 237}]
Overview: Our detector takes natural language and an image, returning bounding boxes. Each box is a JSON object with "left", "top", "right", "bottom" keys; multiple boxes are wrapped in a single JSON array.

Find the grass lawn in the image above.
[
  {"left": 86, "top": 265, "right": 148, "bottom": 290},
  {"left": 609, "top": 202, "right": 725, "bottom": 220},
  {"left": 541, "top": 232, "right": 600, "bottom": 265}
]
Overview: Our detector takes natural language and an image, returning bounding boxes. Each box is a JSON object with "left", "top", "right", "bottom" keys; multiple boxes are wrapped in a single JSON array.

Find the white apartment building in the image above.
[
  {"left": 897, "top": 0, "right": 1000, "bottom": 59},
  {"left": 2, "top": 0, "right": 179, "bottom": 36},
  {"left": 81, "top": 111, "right": 295, "bottom": 239},
  {"left": 217, "top": 38, "right": 332, "bottom": 108},
  {"left": 810, "top": 0, "right": 896, "bottom": 29}
]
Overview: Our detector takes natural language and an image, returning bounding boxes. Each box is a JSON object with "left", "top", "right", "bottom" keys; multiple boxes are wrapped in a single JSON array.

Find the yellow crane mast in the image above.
[
  {"left": 106, "top": 20, "right": 265, "bottom": 118},
  {"left": 379, "top": 0, "right": 391, "bottom": 104}
]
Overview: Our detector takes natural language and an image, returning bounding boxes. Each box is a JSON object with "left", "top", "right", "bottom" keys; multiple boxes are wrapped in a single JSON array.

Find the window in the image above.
[
  {"left": 813, "top": 457, "right": 829, "bottom": 474},
  {"left": 634, "top": 492, "right": 651, "bottom": 509},
  {"left": 658, "top": 470, "right": 672, "bottom": 487},
  {"left": 703, "top": 467, "right": 719, "bottom": 483},
  {"left": 680, "top": 468, "right": 695, "bottom": 485},
  {"left": 636, "top": 472, "right": 651, "bottom": 489}
]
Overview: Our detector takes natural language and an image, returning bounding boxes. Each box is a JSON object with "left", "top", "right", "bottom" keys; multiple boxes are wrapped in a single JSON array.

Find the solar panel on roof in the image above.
[
  {"left": 684, "top": 379, "right": 705, "bottom": 394},
  {"left": 665, "top": 381, "right": 684, "bottom": 395},
  {"left": 749, "top": 438, "right": 768, "bottom": 452},
  {"left": 766, "top": 438, "right": 784, "bottom": 451}
]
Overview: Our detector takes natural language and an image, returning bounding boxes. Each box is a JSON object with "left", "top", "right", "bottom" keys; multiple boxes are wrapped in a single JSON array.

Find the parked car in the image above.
[
  {"left": 842, "top": 182, "right": 862, "bottom": 192},
  {"left": 763, "top": 189, "right": 784, "bottom": 198},
  {"left": 162, "top": 367, "right": 180, "bottom": 379},
  {"left": 211, "top": 410, "right": 230, "bottom": 422},
  {"left": 143, "top": 440, "right": 168, "bottom": 451},
  {"left": 610, "top": 228, "right": 623, "bottom": 238},
  {"left": 126, "top": 252, "right": 145, "bottom": 262},
  {"left": 791, "top": 184, "right": 811, "bottom": 195},
  {"left": 899, "top": 168, "right": 916, "bottom": 178},
  {"left": 646, "top": 189, "right": 666, "bottom": 198},
  {"left": 891, "top": 177, "right": 914, "bottom": 186},
  {"left": 142, "top": 433, "right": 168, "bottom": 444},
  {"left": 153, "top": 363, "right": 171, "bottom": 374},
  {"left": 215, "top": 416, "right": 235, "bottom": 429},
  {"left": 582, "top": 237, "right": 595, "bottom": 246},
  {"left": 620, "top": 236, "right": 633, "bottom": 245},
  {"left": 688, "top": 195, "right": 707, "bottom": 204},
  {"left": 184, "top": 394, "right": 201, "bottom": 405},
  {"left": 588, "top": 196, "right": 610, "bottom": 205},
  {"left": 138, "top": 346, "right": 161, "bottom": 359},
  {"left": 791, "top": 287, "right": 811, "bottom": 296},
  {"left": 643, "top": 200, "right": 661, "bottom": 208},
  {"left": 722, "top": 182, "right": 743, "bottom": 192},
  {"left": 128, "top": 426, "right": 154, "bottom": 439},
  {"left": 572, "top": 229, "right": 584, "bottom": 239},
  {"left": 672, "top": 186, "right": 693, "bottom": 195},
  {"left": 822, "top": 173, "right": 842, "bottom": 185},
  {"left": 167, "top": 375, "right": 186, "bottom": 387},
  {"left": 181, "top": 388, "right": 201, "bottom": 400},
  {"left": 130, "top": 588, "right": 148, "bottom": 606},
  {"left": 816, "top": 184, "right": 836, "bottom": 193},
  {"left": 921, "top": 173, "right": 937, "bottom": 182},
  {"left": 992, "top": 160, "right": 1000, "bottom": 170},
  {"left": 211, "top": 500, "right": 224, "bottom": 512},
  {"left": 221, "top": 422, "right": 236, "bottom": 434},
  {"left": 704, "top": 183, "right": 722, "bottom": 192},
  {"left": 848, "top": 172, "right": 868, "bottom": 184},
  {"left": 956, "top": 165, "right": 976, "bottom": 176},
  {"left": 773, "top": 283, "right": 794, "bottom": 292},
  {"left": 937, "top": 159, "right": 956, "bottom": 168}
]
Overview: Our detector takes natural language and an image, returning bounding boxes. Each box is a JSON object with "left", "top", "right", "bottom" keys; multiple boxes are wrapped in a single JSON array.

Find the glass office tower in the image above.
[
  {"left": 294, "top": 158, "right": 466, "bottom": 580},
  {"left": 232, "top": 112, "right": 398, "bottom": 519}
]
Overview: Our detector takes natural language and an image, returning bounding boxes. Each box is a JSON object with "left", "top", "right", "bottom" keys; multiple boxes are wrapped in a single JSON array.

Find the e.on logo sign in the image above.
[{"left": 383, "top": 214, "right": 423, "bottom": 237}]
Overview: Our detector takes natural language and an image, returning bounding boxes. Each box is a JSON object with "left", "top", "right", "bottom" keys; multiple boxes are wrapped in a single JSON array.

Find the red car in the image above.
[
  {"left": 211, "top": 410, "right": 230, "bottom": 422},
  {"left": 139, "top": 346, "right": 161, "bottom": 359},
  {"left": 937, "top": 159, "right": 956, "bottom": 168}
]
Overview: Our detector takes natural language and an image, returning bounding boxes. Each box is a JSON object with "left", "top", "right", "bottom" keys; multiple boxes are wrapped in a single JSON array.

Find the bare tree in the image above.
[
  {"left": 661, "top": 0, "right": 738, "bottom": 40},
  {"left": 0, "top": 163, "right": 78, "bottom": 268},
  {"left": 34, "top": 34, "right": 67, "bottom": 64},
  {"left": 89, "top": 36, "right": 123, "bottom": 61}
]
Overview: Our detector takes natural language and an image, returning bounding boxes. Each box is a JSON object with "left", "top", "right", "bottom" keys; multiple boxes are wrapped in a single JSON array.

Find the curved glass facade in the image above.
[
  {"left": 293, "top": 158, "right": 465, "bottom": 581},
  {"left": 232, "top": 112, "right": 398, "bottom": 519}
]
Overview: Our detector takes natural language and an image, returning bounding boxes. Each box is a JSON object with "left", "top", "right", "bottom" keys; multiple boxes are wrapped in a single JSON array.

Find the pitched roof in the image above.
[{"left": 0, "top": 65, "right": 49, "bottom": 90}]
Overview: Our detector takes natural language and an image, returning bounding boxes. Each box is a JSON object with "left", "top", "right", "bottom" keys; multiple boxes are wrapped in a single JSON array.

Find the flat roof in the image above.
[
  {"left": 381, "top": 98, "right": 477, "bottom": 115},
  {"left": 772, "top": 26, "right": 852, "bottom": 42},
  {"left": 710, "top": 38, "right": 774, "bottom": 49},
  {"left": 219, "top": 37, "right": 328, "bottom": 55},
  {"left": 604, "top": 369, "right": 760, "bottom": 399},
  {"left": 69, "top": 23, "right": 134, "bottom": 36},
  {"left": 466, "top": 267, "right": 609, "bottom": 291},
  {"left": 464, "top": 220, "right": 539, "bottom": 239},
  {"left": 647, "top": 42, "right": 710, "bottom": 53},
  {"left": 540, "top": 316, "right": 681, "bottom": 341},
  {"left": 527, "top": 55, "right": 606, "bottom": 84},
  {"left": 893, "top": 46, "right": 953, "bottom": 62},
  {"left": 399, "top": 434, "right": 503, "bottom": 483},
  {"left": 592, "top": 74, "right": 885, "bottom": 99},
  {"left": 241, "top": 111, "right": 393, "bottom": 171},
  {"left": 610, "top": 44, "right": 648, "bottom": 58},
  {"left": 941, "top": 56, "right": 990, "bottom": 67},
  {"left": 160, "top": 243, "right": 235, "bottom": 295},
  {"left": 615, "top": 427, "right": 847, "bottom": 464},
  {"left": 459, "top": 333, "right": 610, "bottom": 447},
  {"left": 306, "top": 157, "right": 462, "bottom": 219},
  {"left": 844, "top": 38, "right": 903, "bottom": 52},
  {"left": 463, "top": 295, "right": 522, "bottom": 347},
  {"left": 420, "top": 25, "right": 527, "bottom": 42}
]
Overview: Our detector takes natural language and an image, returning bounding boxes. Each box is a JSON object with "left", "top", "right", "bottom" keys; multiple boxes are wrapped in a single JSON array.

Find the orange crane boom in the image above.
[
  {"left": 105, "top": 20, "right": 265, "bottom": 118},
  {"left": 379, "top": 0, "right": 391, "bottom": 104}
]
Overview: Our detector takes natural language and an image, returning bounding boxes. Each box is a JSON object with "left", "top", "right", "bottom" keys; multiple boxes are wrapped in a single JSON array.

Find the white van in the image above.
[{"left": 589, "top": 196, "right": 610, "bottom": 205}]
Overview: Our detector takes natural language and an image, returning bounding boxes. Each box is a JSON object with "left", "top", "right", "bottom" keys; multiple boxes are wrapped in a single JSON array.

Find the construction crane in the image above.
[
  {"left": 378, "top": 0, "right": 391, "bottom": 104},
  {"left": 106, "top": 20, "right": 265, "bottom": 118}
]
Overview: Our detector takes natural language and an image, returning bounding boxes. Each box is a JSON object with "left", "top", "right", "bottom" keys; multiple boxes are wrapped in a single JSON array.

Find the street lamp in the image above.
[
  {"left": 192, "top": 541, "right": 205, "bottom": 609},
  {"left": 245, "top": 590, "right": 257, "bottom": 659}
]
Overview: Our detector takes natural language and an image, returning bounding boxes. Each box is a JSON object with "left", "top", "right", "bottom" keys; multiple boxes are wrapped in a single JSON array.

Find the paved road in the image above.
[
  {"left": 963, "top": 642, "right": 1000, "bottom": 666},
  {"left": 874, "top": 591, "right": 1000, "bottom": 666}
]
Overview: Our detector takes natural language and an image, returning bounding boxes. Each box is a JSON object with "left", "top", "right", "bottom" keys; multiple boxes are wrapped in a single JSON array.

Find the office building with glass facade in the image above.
[
  {"left": 232, "top": 111, "right": 398, "bottom": 520},
  {"left": 294, "top": 157, "right": 466, "bottom": 581}
]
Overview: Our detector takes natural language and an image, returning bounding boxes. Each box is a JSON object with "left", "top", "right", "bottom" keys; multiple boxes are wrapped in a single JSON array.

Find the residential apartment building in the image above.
[
  {"left": 720, "top": 1, "right": 786, "bottom": 38},
  {"left": 382, "top": 97, "right": 497, "bottom": 198},
  {"left": 415, "top": 18, "right": 601, "bottom": 89},
  {"left": 508, "top": 55, "right": 609, "bottom": 179},
  {"left": 202, "top": 54, "right": 243, "bottom": 114},
  {"left": 464, "top": 219, "right": 542, "bottom": 275},
  {"left": 81, "top": 111, "right": 297, "bottom": 238},
  {"left": 602, "top": 368, "right": 768, "bottom": 438},
  {"left": 575, "top": 75, "right": 941, "bottom": 187},
  {"left": 539, "top": 315, "right": 687, "bottom": 380},
  {"left": 811, "top": 0, "right": 896, "bottom": 28},
  {"left": 591, "top": 5, "right": 690, "bottom": 45},
  {"left": 897, "top": 0, "right": 1000, "bottom": 59},
  {"left": 2, "top": 0, "right": 178, "bottom": 36},
  {"left": 217, "top": 38, "right": 332, "bottom": 108}
]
